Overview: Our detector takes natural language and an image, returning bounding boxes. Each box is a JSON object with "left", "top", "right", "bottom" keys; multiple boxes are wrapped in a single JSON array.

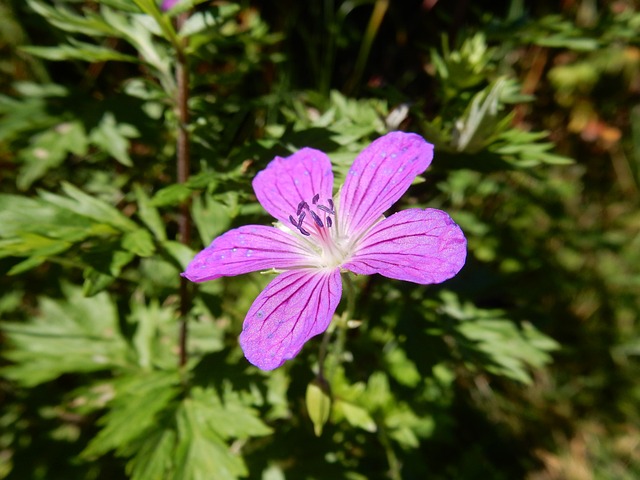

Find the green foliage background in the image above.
[{"left": 1, "top": 0, "right": 639, "bottom": 479}]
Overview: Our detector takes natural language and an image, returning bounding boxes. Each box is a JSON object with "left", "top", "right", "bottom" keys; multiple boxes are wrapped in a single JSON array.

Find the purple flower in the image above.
[
  {"left": 160, "top": 0, "right": 180, "bottom": 11},
  {"left": 182, "top": 131, "right": 467, "bottom": 370}
]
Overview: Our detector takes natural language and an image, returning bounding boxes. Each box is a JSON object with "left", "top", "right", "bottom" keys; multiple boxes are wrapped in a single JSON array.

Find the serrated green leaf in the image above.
[
  {"left": 122, "top": 228, "right": 155, "bottom": 257},
  {"left": 82, "top": 371, "right": 181, "bottom": 459},
  {"left": 175, "top": 390, "right": 253, "bottom": 480},
  {"left": 17, "top": 121, "right": 88, "bottom": 189},
  {"left": 1, "top": 285, "right": 132, "bottom": 386},
  {"left": 0, "top": 194, "right": 93, "bottom": 239},
  {"left": 89, "top": 112, "right": 138, "bottom": 167},
  {"left": 440, "top": 293, "right": 559, "bottom": 384},
  {"left": 129, "top": 298, "right": 178, "bottom": 370},
  {"left": 26, "top": 0, "right": 117, "bottom": 37},
  {"left": 39, "top": 182, "right": 138, "bottom": 232},
  {"left": 126, "top": 427, "right": 176, "bottom": 480},
  {"left": 0, "top": 233, "right": 72, "bottom": 259},
  {"left": 101, "top": 6, "right": 174, "bottom": 88},
  {"left": 190, "top": 386, "right": 272, "bottom": 439},
  {"left": 133, "top": 184, "right": 167, "bottom": 241},
  {"left": 452, "top": 78, "right": 507, "bottom": 153},
  {"left": 82, "top": 246, "right": 135, "bottom": 296},
  {"left": 21, "top": 42, "right": 139, "bottom": 63}
]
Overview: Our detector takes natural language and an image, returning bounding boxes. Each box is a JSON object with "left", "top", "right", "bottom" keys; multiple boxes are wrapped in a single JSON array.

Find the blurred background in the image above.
[{"left": 1, "top": 0, "right": 640, "bottom": 479}]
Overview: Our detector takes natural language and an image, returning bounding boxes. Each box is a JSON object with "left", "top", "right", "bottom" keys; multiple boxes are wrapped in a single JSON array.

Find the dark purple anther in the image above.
[
  {"left": 310, "top": 211, "right": 324, "bottom": 228},
  {"left": 317, "top": 205, "right": 333, "bottom": 214},
  {"left": 299, "top": 226, "right": 311, "bottom": 236},
  {"left": 327, "top": 198, "right": 334, "bottom": 210},
  {"left": 296, "top": 201, "right": 308, "bottom": 216},
  {"left": 312, "top": 194, "right": 320, "bottom": 204},
  {"left": 298, "top": 212, "right": 306, "bottom": 225},
  {"left": 289, "top": 215, "right": 298, "bottom": 227},
  {"left": 326, "top": 216, "right": 333, "bottom": 228}
]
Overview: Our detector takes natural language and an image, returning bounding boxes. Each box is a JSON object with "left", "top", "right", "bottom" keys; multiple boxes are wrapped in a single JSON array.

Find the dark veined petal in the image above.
[
  {"left": 253, "top": 148, "right": 334, "bottom": 227},
  {"left": 343, "top": 208, "right": 466, "bottom": 284},
  {"left": 239, "top": 268, "right": 342, "bottom": 370},
  {"left": 182, "top": 225, "right": 315, "bottom": 282},
  {"left": 338, "top": 132, "right": 433, "bottom": 239}
]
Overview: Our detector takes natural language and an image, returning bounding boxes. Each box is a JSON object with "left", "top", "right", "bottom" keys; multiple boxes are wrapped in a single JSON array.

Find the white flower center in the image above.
[{"left": 288, "top": 194, "right": 352, "bottom": 269}]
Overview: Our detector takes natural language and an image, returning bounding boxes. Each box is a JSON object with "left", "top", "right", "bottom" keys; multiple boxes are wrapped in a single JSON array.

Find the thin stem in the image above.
[
  {"left": 317, "top": 273, "right": 358, "bottom": 382},
  {"left": 175, "top": 11, "right": 191, "bottom": 368},
  {"left": 378, "top": 422, "right": 402, "bottom": 480},
  {"left": 344, "top": 0, "right": 389, "bottom": 95}
]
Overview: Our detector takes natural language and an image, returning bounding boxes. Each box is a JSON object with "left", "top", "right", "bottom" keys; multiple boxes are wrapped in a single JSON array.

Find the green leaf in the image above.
[
  {"left": 129, "top": 298, "right": 178, "bottom": 370},
  {"left": 82, "top": 248, "right": 135, "bottom": 296},
  {"left": 162, "top": 240, "right": 197, "bottom": 270},
  {"left": 89, "top": 112, "right": 138, "bottom": 167},
  {"left": 126, "top": 427, "right": 176, "bottom": 480},
  {"left": 150, "top": 184, "right": 192, "bottom": 207},
  {"left": 17, "top": 121, "right": 88, "bottom": 190},
  {"left": 451, "top": 78, "right": 508, "bottom": 153},
  {"left": 131, "top": 0, "right": 179, "bottom": 46},
  {"left": 133, "top": 184, "right": 167, "bottom": 241},
  {"left": 188, "top": 386, "right": 272, "bottom": 440},
  {"left": 100, "top": 5, "right": 174, "bottom": 87},
  {"left": 26, "top": 0, "right": 117, "bottom": 37},
  {"left": 385, "top": 347, "right": 421, "bottom": 388},
  {"left": 122, "top": 228, "right": 156, "bottom": 257},
  {"left": 306, "top": 380, "right": 332, "bottom": 436},
  {"left": 21, "top": 42, "right": 139, "bottom": 63},
  {"left": 82, "top": 371, "right": 181, "bottom": 459},
  {"left": 1, "top": 284, "right": 132, "bottom": 386},
  {"left": 0, "top": 194, "right": 94, "bottom": 239},
  {"left": 191, "top": 194, "right": 236, "bottom": 245},
  {"left": 40, "top": 182, "right": 139, "bottom": 232},
  {"left": 0, "top": 234, "right": 72, "bottom": 262},
  {"left": 174, "top": 386, "right": 270, "bottom": 480},
  {"left": 438, "top": 292, "right": 559, "bottom": 384},
  {"left": 334, "top": 400, "right": 377, "bottom": 433}
]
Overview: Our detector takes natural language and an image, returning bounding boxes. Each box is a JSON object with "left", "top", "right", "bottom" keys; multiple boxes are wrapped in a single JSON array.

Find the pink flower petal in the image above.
[
  {"left": 239, "top": 268, "right": 342, "bottom": 370},
  {"left": 161, "top": 0, "right": 179, "bottom": 11},
  {"left": 343, "top": 208, "right": 466, "bottom": 284},
  {"left": 338, "top": 132, "right": 434, "bottom": 238},
  {"left": 182, "top": 225, "right": 314, "bottom": 282},
  {"left": 253, "top": 148, "right": 334, "bottom": 226}
]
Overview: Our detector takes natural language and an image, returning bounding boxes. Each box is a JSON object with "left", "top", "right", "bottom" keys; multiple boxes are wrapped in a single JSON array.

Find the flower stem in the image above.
[
  {"left": 344, "top": 0, "right": 389, "bottom": 95},
  {"left": 318, "top": 273, "right": 357, "bottom": 382},
  {"left": 175, "top": 11, "right": 191, "bottom": 369},
  {"left": 378, "top": 422, "right": 402, "bottom": 480}
]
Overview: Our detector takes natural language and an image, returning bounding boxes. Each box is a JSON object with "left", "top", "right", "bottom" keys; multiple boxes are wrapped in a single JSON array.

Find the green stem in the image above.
[
  {"left": 344, "top": 0, "right": 389, "bottom": 94},
  {"left": 317, "top": 273, "right": 358, "bottom": 382},
  {"left": 378, "top": 422, "right": 402, "bottom": 480},
  {"left": 175, "top": 11, "right": 191, "bottom": 369}
]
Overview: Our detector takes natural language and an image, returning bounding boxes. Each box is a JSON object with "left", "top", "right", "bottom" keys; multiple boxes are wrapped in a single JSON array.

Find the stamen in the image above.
[
  {"left": 327, "top": 199, "right": 334, "bottom": 210},
  {"left": 312, "top": 193, "right": 320, "bottom": 204},
  {"left": 326, "top": 216, "right": 333, "bottom": 228},
  {"left": 296, "top": 201, "right": 308, "bottom": 216},
  {"left": 298, "top": 211, "right": 306, "bottom": 225},
  {"left": 289, "top": 215, "right": 298, "bottom": 227},
  {"left": 317, "top": 205, "right": 334, "bottom": 214},
  {"left": 310, "top": 211, "right": 324, "bottom": 228},
  {"left": 299, "top": 226, "right": 311, "bottom": 236}
]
